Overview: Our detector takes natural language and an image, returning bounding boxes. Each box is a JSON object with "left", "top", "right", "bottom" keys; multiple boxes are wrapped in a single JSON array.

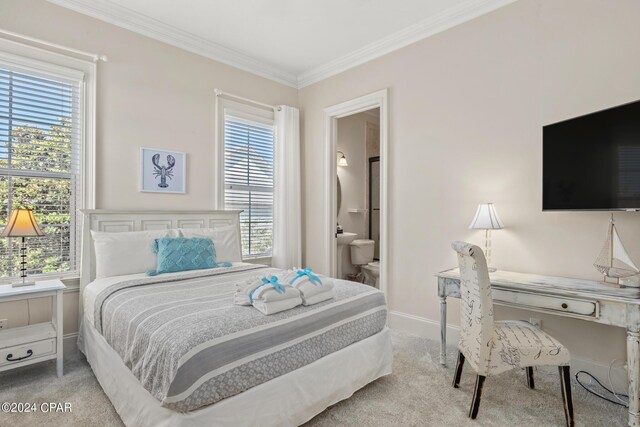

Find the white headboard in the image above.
[{"left": 79, "top": 209, "right": 242, "bottom": 314}]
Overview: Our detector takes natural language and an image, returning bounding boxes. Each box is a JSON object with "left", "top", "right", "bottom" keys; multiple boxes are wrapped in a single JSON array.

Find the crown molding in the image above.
[
  {"left": 46, "top": 0, "right": 299, "bottom": 88},
  {"left": 47, "top": 0, "right": 517, "bottom": 89},
  {"left": 297, "top": 0, "right": 518, "bottom": 88}
]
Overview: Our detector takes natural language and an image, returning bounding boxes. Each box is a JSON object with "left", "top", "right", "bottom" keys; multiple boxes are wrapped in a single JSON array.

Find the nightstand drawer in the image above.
[
  {"left": 492, "top": 289, "right": 598, "bottom": 318},
  {"left": 0, "top": 339, "right": 56, "bottom": 367}
]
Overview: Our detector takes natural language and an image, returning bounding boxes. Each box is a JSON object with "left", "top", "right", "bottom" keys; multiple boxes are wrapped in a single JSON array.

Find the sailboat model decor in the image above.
[{"left": 594, "top": 214, "right": 640, "bottom": 286}]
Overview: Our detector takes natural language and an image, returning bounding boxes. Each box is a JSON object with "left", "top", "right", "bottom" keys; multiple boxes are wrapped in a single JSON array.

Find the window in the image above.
[
  {"left": 221, "top": 101, "right": 275, "bottom": 258},
  {"left": 0, "top": 46, "right": 92, "bottom": 280}
]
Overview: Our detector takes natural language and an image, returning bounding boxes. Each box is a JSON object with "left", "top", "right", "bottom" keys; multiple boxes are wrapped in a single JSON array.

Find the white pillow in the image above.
[
  {"left": 179, "top": 225, "right": 242, "bottom": 263},
  {"left": 91, "top": 229, "right": 179, "bottom": 279}
]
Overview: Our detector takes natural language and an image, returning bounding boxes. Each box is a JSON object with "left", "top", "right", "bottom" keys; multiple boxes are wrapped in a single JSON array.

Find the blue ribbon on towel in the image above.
[
  {"left": 249, "top": 275, "right": 285, "bottom": 303},
  {"left": 290, "top": 268, "right": 322, "bottom": 286}
]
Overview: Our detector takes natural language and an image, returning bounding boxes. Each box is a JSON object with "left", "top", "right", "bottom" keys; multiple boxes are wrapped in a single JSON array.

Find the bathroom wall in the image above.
[{"left": 336, "top": 111, "right": 374, "bottom": 276}]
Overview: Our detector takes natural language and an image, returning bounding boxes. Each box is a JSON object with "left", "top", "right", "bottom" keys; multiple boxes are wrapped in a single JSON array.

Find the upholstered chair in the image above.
[{"left": 451, "top": 241, "right": 574, "bottom": 426}]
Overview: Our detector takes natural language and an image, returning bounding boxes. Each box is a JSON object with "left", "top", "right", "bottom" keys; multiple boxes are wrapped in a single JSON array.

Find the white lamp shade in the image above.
[
  {"left": 469, "top": 203, "right": 504, "bottom": 230},
  {"left": 337, "top": 154, "right": 348, "bottom": 167}
]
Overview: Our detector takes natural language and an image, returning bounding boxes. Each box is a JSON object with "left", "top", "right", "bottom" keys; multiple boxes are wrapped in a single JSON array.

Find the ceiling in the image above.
[{"left": 47, "top": 0, "right": 517, "bottom": 88}]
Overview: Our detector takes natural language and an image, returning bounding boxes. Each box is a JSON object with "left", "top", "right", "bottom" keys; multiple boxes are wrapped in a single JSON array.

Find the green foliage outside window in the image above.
[{"left": 0, "top": 119, "right": 74, "bottom": 277}]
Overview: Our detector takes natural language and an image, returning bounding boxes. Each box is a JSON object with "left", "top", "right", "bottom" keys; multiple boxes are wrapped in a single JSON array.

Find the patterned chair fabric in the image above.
[{"left": 452, "top": 241, "right": 570, "bottom": 376}]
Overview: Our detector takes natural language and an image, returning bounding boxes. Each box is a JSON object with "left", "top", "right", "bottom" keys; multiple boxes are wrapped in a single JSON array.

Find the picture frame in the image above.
[{"left": 140, "top": 147, "right": 186, "bottom": 194}]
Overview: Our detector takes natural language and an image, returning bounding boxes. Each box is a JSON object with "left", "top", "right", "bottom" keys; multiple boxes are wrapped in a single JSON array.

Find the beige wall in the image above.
[
  {"left": 0, "top": 0, "right": 297, "bottom": 336},
  {"left": 299, "top": 0, "right": 640, "bottom": 366},
  {"left": 1, "top": 0, "right": 640, "bottom": 370}
]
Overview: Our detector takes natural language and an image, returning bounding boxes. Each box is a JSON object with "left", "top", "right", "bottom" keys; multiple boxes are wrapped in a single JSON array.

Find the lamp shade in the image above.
[
  {"left": 1, "top": 209, "right": 45, "bottom": 237},
  {"left": 337, "top": 151, "right": 348, "bottom": 167},
  {"left": 469, "top": 203, "right": 504, "bottom": 230}
]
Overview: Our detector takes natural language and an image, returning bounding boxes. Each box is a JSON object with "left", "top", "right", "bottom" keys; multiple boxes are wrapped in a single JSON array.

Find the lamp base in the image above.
[{"left": 11, "top": 281, "right": 36, "bottom": 288}]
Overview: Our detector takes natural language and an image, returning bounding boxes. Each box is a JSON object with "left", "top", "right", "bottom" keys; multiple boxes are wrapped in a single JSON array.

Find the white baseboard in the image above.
[
  {"left": 388, "top": 310, "right": 461, "bottom": 342},
  {"left": 388, "top": 310, "right": 629, "bottom": 393}
]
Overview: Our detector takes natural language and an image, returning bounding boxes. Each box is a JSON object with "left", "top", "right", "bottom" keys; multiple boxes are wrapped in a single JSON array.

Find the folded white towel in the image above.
[
  {"left": 234, "top": 274, "right": 302, "bottom": 315},
  {"left": 233, "top": 276, "right": 256, "bottom": 306},
  {"left": 253, "top": 297, "right": 302, "bottom": 315},
  {"left": 302, "top": 289, "right": 335, "bottom": 306},
  {"left": 281, "top": 268, "right": 335, "bottom": 306}
]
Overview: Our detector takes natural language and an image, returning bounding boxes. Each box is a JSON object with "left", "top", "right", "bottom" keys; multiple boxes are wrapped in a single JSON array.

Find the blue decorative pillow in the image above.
[{"left": 146, "top": 237, "right": 229, "bottom": 276}]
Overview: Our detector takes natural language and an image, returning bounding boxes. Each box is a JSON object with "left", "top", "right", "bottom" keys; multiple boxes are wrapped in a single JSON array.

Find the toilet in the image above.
[
  {"left": 350, "top": 239, "right": 379, "bottom": 288},
  {"left": 361, "top": 261, "right": 380, "bottom": 289}
]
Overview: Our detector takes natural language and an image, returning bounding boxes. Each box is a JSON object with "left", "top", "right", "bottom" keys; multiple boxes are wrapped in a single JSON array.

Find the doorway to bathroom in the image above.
[{"left": 322, "top": 89, "right": 388, "bottom": 295}]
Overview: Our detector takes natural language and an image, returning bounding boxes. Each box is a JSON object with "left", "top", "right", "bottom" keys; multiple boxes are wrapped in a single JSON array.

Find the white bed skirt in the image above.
[{"left": 80, "top": 317, "right": 393, "bottom": 427}]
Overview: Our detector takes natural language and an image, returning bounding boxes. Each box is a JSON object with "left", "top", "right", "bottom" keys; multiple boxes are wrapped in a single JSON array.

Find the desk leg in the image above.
[
  {"left": 440, "top": 296, "right": 447, "bottom": 366},
  {"left": 627, "top": 329, "right": 640, "bottom": 426}
]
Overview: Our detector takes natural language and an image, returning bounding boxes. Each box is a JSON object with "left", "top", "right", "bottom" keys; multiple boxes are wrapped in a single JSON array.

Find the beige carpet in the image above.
[{"left": 0, "top": 331, "right": 626, "bottom": 426}]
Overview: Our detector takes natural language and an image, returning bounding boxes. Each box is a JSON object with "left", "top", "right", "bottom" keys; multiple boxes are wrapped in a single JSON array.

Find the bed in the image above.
[{"left": 77, "top": 209, "right": 393, "bottom": 427}]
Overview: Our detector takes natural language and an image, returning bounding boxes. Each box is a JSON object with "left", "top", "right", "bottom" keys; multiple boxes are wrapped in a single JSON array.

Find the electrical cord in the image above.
[
  {"left": 575, "top": 370, "right": 628, "bottom": 408},
  {"left": 608, "top": 359, "right": 628, "bottom": 406}
]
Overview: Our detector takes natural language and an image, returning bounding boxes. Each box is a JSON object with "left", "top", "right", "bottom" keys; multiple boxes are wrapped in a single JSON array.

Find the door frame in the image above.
[{"left": 322, "top": 89, "right": 389, "bottom": 295}]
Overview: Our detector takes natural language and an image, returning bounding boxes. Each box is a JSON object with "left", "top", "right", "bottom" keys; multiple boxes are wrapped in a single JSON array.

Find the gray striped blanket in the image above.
[{"left": 93, "top": 264, "right": 387, "bottom": 412}]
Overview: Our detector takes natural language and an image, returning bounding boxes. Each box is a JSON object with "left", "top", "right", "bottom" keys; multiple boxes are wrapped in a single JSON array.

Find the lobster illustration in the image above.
[{"left": 152, "top": 154, "right": 175, "bottom": 188}]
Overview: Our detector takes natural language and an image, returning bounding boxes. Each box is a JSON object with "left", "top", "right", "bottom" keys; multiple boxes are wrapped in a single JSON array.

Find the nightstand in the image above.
[{"left": 0, "top": 279, "right": 65, "bottom": 377}]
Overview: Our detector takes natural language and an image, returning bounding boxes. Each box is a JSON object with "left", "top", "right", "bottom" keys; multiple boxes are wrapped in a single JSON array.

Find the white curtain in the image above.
[{"left": 272, "top": 105, "right": 301, "bottom": 269}]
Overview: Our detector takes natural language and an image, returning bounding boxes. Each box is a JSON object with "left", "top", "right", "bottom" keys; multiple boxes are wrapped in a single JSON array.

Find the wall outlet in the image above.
[
  {"left": 529, "top": 318, "right": 542, "bottom": 329},
  {"left": 0, "top": 319, "right": 7, "bottom": 330}
]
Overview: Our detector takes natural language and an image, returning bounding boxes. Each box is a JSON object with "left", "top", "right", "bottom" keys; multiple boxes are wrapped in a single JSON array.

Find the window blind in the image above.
[
  {"left": 0, "top": 66, "right": 82, "bottom": 278},
  {"left": 223, "top": 115, "right": 274, "bottom": 258}
]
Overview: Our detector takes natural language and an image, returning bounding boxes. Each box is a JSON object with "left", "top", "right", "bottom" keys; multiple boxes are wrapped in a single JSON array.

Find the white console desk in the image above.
[{"left": 437, "top": 268, "right": 640, "bottom": 426}]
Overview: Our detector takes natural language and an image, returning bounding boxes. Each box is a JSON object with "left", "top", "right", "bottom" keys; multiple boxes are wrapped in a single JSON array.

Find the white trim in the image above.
[
  {"left": 0, "top": 40, "right": 96, "bottom": 282},
  {"left": 214, "top": 95, "right": 275, "bottom": 209},
  {"left": 0, "top": 38, "right": 97, "bottom": 210},
  {"left": 297, "top": 0, "right": 518, "bottom": 87},
  {"left": 0, "top": 49, "right": 84, "bottom": 81},
  {"left": 46, "top": 0, "right": 516, "bottom": 89},
  {"left": 215, "top": 97, "right": 276, "bottom": 259},
  {"left": 388, "top": 310, "right": 630, "bottom": 393},
  {"left": 388, "top": 310, "right": 460, "bottom": 343},
  {"left": 45, "top": 0, "right": 298, "bottom": 88},
  {"left": 214, "top": 89, "right": 276, "bottom": 112},
  {"left": 323, "top": 89, "right": 389, "bottom": 298},
  {"left": 0, "top": 28, "right": 107, "bottom": 62}
]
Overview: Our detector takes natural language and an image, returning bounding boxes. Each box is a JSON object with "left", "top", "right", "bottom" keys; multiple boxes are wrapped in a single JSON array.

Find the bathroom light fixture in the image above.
[
  {"left": 337, "top": 151, "right": 348, "bottom": 167},
  {"left": 469, "top": 203, "right": 504, "bottom": 272}
]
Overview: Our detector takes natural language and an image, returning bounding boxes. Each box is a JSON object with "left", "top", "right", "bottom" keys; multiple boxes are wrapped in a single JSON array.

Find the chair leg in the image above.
[
  {"left": 452, "top": 351, "right": 465, "bottom": 388},
  {"left": 469, "top": 374, "right": 486, "bottom": 419},
  {"left": 559, "top": 366, "right": 575, "bottom": 427},
  {"left": 526, "top": 367, "right": 535, "bottom": 389}
]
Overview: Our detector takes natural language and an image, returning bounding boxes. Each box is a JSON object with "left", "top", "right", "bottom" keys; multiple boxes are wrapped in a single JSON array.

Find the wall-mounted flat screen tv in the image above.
[{"left": 543, "top": 100, "right": 640, "bottom": 211}]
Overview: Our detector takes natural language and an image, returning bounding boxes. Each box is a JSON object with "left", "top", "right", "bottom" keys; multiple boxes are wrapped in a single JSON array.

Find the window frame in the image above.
[
  {"left": 215, "top": 96, "right": 275, "bottom": 262},
  {"left": 0, "top": 39, "right": 96, "bottom": 282}
]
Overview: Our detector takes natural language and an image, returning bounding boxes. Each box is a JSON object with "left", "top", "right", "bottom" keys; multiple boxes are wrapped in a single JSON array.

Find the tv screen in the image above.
[{"left": 543, "top": 100, "right": 640, "bottom": 211}]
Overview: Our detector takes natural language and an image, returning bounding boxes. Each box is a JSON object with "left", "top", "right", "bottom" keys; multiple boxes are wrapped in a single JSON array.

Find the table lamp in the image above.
[
  {"left": 1, "top": 209, "right": 45, "bottom": 287},
  {"left": 469, "top": 203, "right": 504, "bottom": 272}
]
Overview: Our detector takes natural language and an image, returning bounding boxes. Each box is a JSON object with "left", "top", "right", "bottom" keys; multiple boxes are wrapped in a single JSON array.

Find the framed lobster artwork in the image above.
[{"left": 140, "top": 147, "right": 186, "bottom": 193}]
